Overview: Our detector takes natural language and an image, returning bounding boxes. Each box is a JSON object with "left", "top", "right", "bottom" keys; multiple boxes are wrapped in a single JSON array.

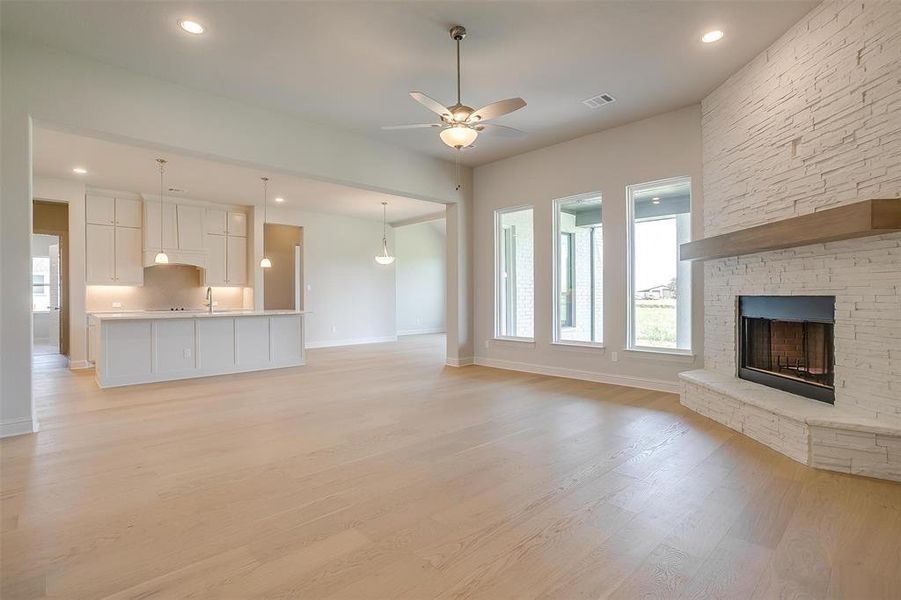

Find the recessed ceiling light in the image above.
[
  {"left": 72, "top": 167, "right": 87, "bottom": 174},
  {"left": 701, "top": 30, "right": 724, "bottom": 43},
  {"left": 275, "top": 197, "right": 285, "bottom": 203},
  {"left": 179, "top": 19, "right": 205, "bottom": 35}
]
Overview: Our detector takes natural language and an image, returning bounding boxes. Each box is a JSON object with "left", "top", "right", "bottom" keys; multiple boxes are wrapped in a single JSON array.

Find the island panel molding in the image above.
[
  {"left": 89, "top": 310, "right": 307, "bottom": 388},
  {"left": 680, "top": 199, "right": 901, "bottom": 262}
]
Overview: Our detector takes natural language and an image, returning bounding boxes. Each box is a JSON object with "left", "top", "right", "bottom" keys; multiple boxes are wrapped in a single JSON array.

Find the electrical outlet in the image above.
[
  {"left": 306, "top": 284, "right": 312, "bottom": 291},
  {"left": 484, "top": 340, "right": 490, "bottom": 349},
  {"left": 112, "top": 302, "right": 122, "bottom": 308},
  {"left": 183, "top": 348, "right": 192, "bottom": 359},
  {"left": 212, "top": 300, "right": 219, "bottom": 306},
  {"left": 611, "top": 351, "right": 619, "bottom": 362},
  {"left": 331, "top": 324, "right": 337, "bottom": 333}
]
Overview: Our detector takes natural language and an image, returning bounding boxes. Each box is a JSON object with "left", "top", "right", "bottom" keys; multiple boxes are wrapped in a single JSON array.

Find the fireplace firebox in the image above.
[{"left": 738, "top": 296, "right": 835, "bottom": 404}]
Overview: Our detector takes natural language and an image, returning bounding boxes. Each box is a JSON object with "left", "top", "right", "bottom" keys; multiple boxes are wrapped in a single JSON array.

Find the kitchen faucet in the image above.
[{"left": 205, "top": 287, "right": 213, "bottom": 314}]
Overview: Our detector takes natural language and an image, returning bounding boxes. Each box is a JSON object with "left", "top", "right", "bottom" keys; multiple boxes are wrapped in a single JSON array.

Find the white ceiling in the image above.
[
  {"left": 5, "top": 1, "right": 817, "bottom": 166},
  {"left": 33, "top": 127, "right": 445, "bottom": 224}
]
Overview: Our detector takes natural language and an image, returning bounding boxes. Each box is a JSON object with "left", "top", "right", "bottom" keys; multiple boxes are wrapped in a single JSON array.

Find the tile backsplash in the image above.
[{"left": 86, "top": 265, "right": 247, "bottom": 312}]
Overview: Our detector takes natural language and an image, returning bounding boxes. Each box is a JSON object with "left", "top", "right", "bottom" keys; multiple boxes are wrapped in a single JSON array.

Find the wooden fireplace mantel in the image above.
[{"left": 680, "top": 199, "right": 901, "bottom": 262}]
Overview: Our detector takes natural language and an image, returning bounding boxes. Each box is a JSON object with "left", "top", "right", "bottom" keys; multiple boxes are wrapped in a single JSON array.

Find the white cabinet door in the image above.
[
  {"left": 205, "top": 208, "right": 228, "bottom": 235},
  {"left": 144, "top": 201, "right": 178, "bottom": 250},
  {"left": 115, "top": 198, "right": 143, "bottom": 228},
  {"left": 226, "top": 236, "right": 247, "bottom": 286},
  {"left": 177, "top": 205, "right": 205, "bottom": 251},
  {"left": 86, "top": 224, "right": 116, "bottom": 284},
  {"left": 115, "top": 227, "right": 144, "bottom": 284},
  {"left": 227, "top": 212, "right": 247, "bottom": 237},
  {"left": 204, "top": 234, "right": 227, "bottom": 286},
  {"left": 86, "top": 195, "right": 116, "bottom": 225}
]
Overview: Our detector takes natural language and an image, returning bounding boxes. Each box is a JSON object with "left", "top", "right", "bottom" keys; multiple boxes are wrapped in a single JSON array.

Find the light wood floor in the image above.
[{"left": 3, "top": 335, "right": 900, "bottom": 599}]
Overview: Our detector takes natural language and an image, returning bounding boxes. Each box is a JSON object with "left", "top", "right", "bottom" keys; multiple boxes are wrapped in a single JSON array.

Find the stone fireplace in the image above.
[
  {"left": 738, "top": 296, "right": 835, "bottom": 404},
  {"left": 678, "top": 1, "right": 901, "bottom": 482}
]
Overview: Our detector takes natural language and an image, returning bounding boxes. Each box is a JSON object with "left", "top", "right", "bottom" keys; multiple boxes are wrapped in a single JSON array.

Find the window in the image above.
[
  {"left": 627, "top": 177, "right": 691, "bottom": 352},
  {"left": 553, "top": 194, "right": 603, "bottom": 344},
  {"left": 32, "top": 258, "right": 51, "bottom": 312},
  {"left": 495, "top": 207, "right": 534, "bottom": 339}
]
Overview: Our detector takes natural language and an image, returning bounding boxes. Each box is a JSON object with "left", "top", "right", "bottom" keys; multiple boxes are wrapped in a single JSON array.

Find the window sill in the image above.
[
  {"left": 625, "top": 347, "right": 696, "bottom": 362},
  {"left": 492, "top": 336, "right": 536, "bottom": 346},
  {"left": 551, "top": 341, "right": 605, "bottom": 350}
]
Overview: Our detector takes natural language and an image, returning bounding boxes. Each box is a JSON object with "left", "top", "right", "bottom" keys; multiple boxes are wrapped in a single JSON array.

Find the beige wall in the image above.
[
  {"left": 472, "top": 105, "right": 704, "bottom": 391},
  {"left": 396, "top": 219, "right": 446, "bottom": 335},
  {"left": 263, "top": 224, "right": 303, "bottom": 311}
]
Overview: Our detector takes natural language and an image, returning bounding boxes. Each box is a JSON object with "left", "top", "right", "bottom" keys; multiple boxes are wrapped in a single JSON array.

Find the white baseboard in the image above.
[
  {"left": 0, "top": 416, "right": 38, "bottom": 438},
  {"left": 306, "top": 336, "right": 398, "bottom": 349},
  {"left": 473, "top": 356, "right": 680, "bottom": 394},
  {"left": 397, "top": 328, "right": 446, "bottom": 336},
  {"left": 446, "top": 356, "right": 474, "bottom": 367},
  {"left": 69, "top": 360, "right": 93, "bottom": 370}
]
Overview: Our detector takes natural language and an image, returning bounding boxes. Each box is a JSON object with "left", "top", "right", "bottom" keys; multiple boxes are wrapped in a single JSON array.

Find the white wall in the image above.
[
  {"left": 268, "top": 206, "right": 397, "bottom": 347},
  {"left": 1, "top": 34, "right": 473, "bottom": 437},
  {"left": 395, "top": 219, "right": 447, "bottom": 335},
  {"left": 472, "top": 105, "right": 704, "bottom": 392}
]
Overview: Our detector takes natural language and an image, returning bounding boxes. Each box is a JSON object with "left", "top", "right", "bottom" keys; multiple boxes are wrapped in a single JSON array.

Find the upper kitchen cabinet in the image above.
[
  {"left": 115, "top": 198, "right": 143, "bottom": 228},
  {"left": 205, "top": 208, "right": 228, "bottom": 235},
  {"left": 176, "top": 205, "right": 205, "bottom": 251},
  {"left": 85, "top": 195, "right": 144, "bottom": 285},
  {"left": 86, "top": 195, "right": 143, "bottom": 227},
  {"left": 227, "top": 211, "right": 247, "bottom": 237},
  {"left": 86, "top": 195, "right": 115, "bottom": 225}
]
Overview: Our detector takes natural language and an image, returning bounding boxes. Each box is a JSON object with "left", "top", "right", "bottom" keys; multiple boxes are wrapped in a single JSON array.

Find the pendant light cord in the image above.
[
  {"left": 157, "top": 158, "right": 166, "bottom": 252},
  {"left": 261, "top": 177, "right": 269, "bottom": 224}
]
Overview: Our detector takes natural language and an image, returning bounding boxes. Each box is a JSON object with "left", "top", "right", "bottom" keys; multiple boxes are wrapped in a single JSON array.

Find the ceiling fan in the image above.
[{"left": 382, "top": 25, "right": 527, "bottom": 150}]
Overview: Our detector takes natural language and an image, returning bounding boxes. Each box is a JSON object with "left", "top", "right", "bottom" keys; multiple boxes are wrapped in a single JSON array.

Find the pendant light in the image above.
[
  {"left": 154, "top": 158, "right": 169, "bottom": 264},
  {"left": 259, "top": 177, "right": 272, "bottom": 269},
  {"left": 375, "top": 202, "right": 395, "bottom": 265}
]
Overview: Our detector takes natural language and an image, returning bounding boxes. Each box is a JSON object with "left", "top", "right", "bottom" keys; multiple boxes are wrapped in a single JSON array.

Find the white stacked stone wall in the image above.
[{"left": 701, "top": 0, "right": 901, "bottom": 422}]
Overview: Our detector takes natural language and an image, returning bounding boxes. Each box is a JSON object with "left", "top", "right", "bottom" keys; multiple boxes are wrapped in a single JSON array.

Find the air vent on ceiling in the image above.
[{"left": 582, "top": 93, "right": 616, "bottom": 109}]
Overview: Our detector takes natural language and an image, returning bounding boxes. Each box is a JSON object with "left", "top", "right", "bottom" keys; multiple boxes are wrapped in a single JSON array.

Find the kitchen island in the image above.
[{"left": 88, "top": 310, "right": 307, "bottom": 388}]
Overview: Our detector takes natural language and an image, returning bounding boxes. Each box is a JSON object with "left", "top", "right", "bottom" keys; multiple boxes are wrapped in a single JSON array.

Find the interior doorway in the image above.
[
  {"left": 32, "top": 200, "right": 70, "bottom": 358},
  {"left": 32, "top": 234, "right": 61, "bottom": 355}
]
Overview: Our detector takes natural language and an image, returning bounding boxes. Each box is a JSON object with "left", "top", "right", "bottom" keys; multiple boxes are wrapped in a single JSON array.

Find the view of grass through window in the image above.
[{"left": 629, "top": 178, "right": 691, "bottom": 351}]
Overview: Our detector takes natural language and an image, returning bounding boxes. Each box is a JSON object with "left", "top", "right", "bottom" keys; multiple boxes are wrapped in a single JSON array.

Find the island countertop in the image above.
[{"left": 89, "top": 309, "right": 308, "bottom": 321}]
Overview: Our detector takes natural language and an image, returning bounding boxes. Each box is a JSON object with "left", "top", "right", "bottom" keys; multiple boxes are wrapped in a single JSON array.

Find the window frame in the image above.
[
  {"left": 625, "top": 176, "right": 693, "bottom": 355},
  {"left": 551, "top": 193, "right": 604, "bottom": 348},
  {"left": 494, "top": 205, "right": 535, "bottom": 342}
]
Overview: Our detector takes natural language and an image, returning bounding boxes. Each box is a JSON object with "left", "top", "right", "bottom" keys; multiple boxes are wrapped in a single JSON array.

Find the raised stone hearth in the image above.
[{"left": 681, "top": 370, "right": 901, "bottom": 481}]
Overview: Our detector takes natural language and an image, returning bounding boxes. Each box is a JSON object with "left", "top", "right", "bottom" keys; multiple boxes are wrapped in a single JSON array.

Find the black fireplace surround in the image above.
[{"left": 738, "top": 296, "right": 835, "bottom": 404}]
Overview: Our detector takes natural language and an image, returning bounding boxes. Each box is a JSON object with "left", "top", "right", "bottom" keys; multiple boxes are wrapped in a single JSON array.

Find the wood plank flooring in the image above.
[{"left": 2, "top": 335, "right": 900, "bottom": 599}]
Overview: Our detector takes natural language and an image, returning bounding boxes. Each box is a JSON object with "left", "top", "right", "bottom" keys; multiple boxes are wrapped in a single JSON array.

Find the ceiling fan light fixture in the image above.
[{"left": 440, "top": 125, "right": 478, "bottom": 149}]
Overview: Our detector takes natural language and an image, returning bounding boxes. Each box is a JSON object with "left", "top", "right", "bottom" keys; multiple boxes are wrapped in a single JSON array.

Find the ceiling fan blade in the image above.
[
  {"left": 476, "top": 123, "right": 527, "bottom": 137},
  {"left": 381, "top": 123, "right": 442, "bottom": 130},
  {"left": 470, "top": 98, "right": 526, "bottom": 122},
  {"left": 409, "top": 92, "right": 452, "bottom": 118}
]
